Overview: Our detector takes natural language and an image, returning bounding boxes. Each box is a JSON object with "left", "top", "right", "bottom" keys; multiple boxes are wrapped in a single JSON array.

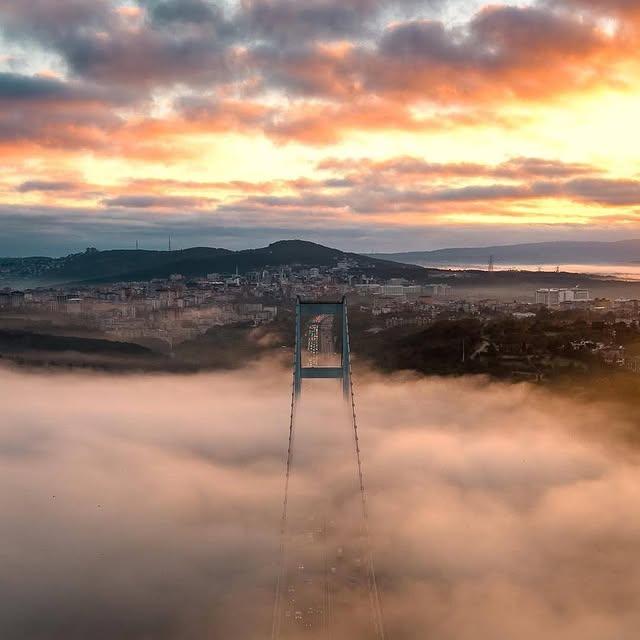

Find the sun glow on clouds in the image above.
[{"left": 2, "top": 0, "right": 640, "bottom": 253}]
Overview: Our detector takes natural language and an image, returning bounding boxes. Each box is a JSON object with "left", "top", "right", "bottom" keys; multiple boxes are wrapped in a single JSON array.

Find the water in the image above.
[{"left": 419, "top": 263, "right": 640, "bottom": 281}]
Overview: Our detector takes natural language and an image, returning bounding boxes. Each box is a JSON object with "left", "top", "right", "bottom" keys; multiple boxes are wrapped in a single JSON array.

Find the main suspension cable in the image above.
[
  {"left": 344, "top": 307, "right": 387, "bottom": 640},
  {"left": 271, "top": 370, "right": 297, "bottom": 640}
]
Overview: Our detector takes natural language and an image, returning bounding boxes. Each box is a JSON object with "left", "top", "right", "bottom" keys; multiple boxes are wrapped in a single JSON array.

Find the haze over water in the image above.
[{"left": 420, "top": 263, "right": 640, "bottom": 280}]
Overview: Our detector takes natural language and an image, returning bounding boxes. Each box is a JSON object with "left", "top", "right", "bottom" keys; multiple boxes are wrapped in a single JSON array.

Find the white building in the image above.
[
  {"left": 423, "top": 284, "right": 452, "bottom": 298},
  {"left": 380, "top": 284, "right": 423, "bottom": 296},
  {"left": 536, "top": 287, "right": 590, "bottom": 307}
]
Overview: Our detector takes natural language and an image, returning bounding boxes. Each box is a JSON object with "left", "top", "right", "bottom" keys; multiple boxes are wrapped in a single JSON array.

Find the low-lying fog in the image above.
[{"left": 1, "top": 363, "right": 639, "bottom": 639}]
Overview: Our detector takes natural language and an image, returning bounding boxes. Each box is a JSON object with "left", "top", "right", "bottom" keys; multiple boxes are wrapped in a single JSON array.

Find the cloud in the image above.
[
  {"left": 241, "top": 0, "right": 435, "bottom": 44},
  {"left": 1, "top": 0, "right": 631, "bottom": 107},
  {"left": 217, "top": 171, "right": 640, "bottom": 216},
  {"left": 0, "top": 72, "right": 132, "bottom": 152},
  {"left": 250, "top": 4, "right": 620, "bottom": 108},
  {"left": 0, "top": 72, "right": 74, "bottom": 99},
  {"left": 144, "top": 0, "right": 223, "bottom": 25},
  {"left": 1, "top": 363, "right": 639, "bottom": 639},
  {"left": 497, "top": 157, "right": 600, "bottom": 179},
  {"left": 366, "top": 5, "right": 616, "bottom": 103},
  {"left": 318, "top": 156, "right": 600, "bottom": 181},
  {"left": 0, "top": 71, "right": 132, "bottom": 105},
  {"left": 564, "top": 178, "right": 640, "bottom": 205},
  {"left": 0, "top": 1, "right": 236, "bottom": 89},
  {"left": 102, "top": 195, "right": 209, "bottom": 209},
  {"left": 2, "top": 1, "right": 640, "bottom": 249},
  {"left": 1, "top": 199, "right": 638, "bottom": 257},
  {"left": 17, "top": 180, "right": 77, "bottom": 192},
  {"left": 243, "top": 0, "right": 370, "bottom": 42},
  {"left": 560, "top": 0, "right": 640, "bottom": 19},
  {"left": 0, "top": 0, "right": 113, "bottom": 42},
  {"left": 0, "top": 0, "right": 636, "bottom": 154},
  {"left": 3, "top": 154, "right": 640, "bottom": 256}
]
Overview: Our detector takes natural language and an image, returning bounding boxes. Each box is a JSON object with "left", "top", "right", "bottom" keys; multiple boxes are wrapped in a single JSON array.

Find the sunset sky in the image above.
[{"left": 2, "top": 0, "right": 640, "bottom": 255}]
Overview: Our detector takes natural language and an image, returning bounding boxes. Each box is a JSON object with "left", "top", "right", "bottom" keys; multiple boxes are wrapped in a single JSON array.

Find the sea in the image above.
[{"left": 419, "top": 263, "right": 640, "bottom": 281}]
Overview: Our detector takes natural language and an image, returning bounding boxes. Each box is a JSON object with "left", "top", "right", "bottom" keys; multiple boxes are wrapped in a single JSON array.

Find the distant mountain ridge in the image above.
[
  {"left": 0, "top": 240, "right": 423, "bottom": 285},
  {"left": 370, "top": 239, "right": 640, "bottom": 266}
]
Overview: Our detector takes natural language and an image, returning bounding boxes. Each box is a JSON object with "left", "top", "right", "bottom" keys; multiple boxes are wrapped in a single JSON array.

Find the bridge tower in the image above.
[
  {"left": 272, "top": 296, "right": 386, "bottom": 640},
  {"left": 294, "top": 296, "right": 351, "bottom": 399}
]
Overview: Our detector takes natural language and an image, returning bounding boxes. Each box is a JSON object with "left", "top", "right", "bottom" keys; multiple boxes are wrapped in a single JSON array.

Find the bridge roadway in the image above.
[
  {"left": 271, "top": 299, "right": 386, "bottom": 640},
  {"left": 276, "top": 512, "right": 376, "bottom": 639}
]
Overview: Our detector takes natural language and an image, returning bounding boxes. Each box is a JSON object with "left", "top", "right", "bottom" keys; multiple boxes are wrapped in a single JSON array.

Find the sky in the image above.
[
  {"left": 1, "top": 0, "right": 640, "bottom": 256},
  {"left": 2, "top": 363, "right": 640, "bottom": 638}
]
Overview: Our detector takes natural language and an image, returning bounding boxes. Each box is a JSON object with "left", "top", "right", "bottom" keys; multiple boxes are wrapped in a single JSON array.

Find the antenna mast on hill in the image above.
[{"left": 168, "top": 236, "right": 172, "bottom": 251}]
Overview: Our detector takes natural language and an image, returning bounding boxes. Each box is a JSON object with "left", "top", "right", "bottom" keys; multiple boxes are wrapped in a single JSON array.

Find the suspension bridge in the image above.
[{"left": 271, "top": 297, "right": 386, "bottom": 640}]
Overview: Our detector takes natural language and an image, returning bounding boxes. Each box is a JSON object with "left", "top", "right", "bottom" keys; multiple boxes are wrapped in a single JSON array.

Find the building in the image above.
[
  {"left": 536, "top": 287, "right": 590, "bottom": 307},
  {"left": 354, "top": 284, "right": 382, "bottom": 295},
  {"left": 536, "top": 289, "right": 561, "bottom": 306},
  {"left": 422, "top": 284, "right": 453, "bottom": 298}
]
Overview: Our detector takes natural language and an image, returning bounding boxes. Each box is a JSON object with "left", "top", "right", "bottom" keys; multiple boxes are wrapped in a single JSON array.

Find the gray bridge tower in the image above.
[
  {"left": 293, "top": 296, "right": 351, "bottom": 398},
  {"left": 273, "top": 296, "right": 386, "bottom": 640}
]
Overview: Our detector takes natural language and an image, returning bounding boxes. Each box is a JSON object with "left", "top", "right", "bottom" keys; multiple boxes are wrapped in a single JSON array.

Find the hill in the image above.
[
  {"left": 370, "top": 239, "right": 640, "bottom": 266},
  {"left": 0, "top": 240, "right": 424, "bottom": 285}
]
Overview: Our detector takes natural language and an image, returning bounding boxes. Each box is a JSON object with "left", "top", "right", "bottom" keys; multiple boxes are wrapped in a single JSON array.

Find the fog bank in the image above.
[{"left": 1, "top": 364, "right": 639, "bottom": 639}]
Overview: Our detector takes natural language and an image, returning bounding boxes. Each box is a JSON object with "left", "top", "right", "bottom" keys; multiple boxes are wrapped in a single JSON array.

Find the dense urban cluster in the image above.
[
  {"left": 0, "top": 260, "right": 453, "bottom": 345},
  {"left": 3, "top": 260, "right": 640, "bottom": 378}
]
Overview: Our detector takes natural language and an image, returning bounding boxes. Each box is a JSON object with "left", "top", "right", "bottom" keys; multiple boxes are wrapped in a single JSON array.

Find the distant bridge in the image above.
[{"left": 271, "top": 297, "right": 386, "bottom": 640}]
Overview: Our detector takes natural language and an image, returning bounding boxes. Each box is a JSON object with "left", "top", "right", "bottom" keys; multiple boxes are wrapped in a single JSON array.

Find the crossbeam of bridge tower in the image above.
[
  {"left": 294, "top": 296, "right": 351, "bottom": 399},
  {"left": 273, "top": 296, "right": 386, "bottom": 640}
]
